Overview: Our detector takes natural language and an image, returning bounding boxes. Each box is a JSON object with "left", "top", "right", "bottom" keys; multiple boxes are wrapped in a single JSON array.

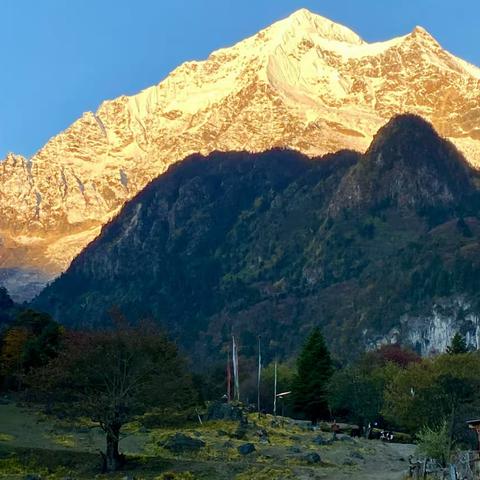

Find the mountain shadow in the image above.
[{"left": 33, "top": 115, "right": 480, "bottom": 363}]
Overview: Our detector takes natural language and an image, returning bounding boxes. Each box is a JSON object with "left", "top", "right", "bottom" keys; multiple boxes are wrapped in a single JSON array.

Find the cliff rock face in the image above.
[
  {"left": 2, "top": 9, "right": 480, "bottom": 300},
  {"left": 369, "top": 297, "right": 480, "bottom": 356},
  {"left": 34, "top": 116, "right": 480, "bottom": 361}
]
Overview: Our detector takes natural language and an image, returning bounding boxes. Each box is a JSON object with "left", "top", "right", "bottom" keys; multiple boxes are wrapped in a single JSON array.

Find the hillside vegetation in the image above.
[{"left": 34, "top": 115, "right": 480, "bottom": 363}]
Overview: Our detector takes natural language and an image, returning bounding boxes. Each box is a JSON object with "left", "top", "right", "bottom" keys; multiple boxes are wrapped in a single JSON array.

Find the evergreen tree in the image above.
[
  {"left": 0, "top": 287, "right": 13, "bottom": 310},
  {"left": 293, "top": 327, "right": 333, "bottom": 423},
  {"left": 0, "top": 287, "right": 14, "bottom": 327},
  {"left": 446, "top": 333, "right": 468, "bottom": 355}
]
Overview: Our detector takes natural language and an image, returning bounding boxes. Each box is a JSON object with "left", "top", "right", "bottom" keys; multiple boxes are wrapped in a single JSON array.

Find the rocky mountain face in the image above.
[
  {"left": 2, "top": 9, "right": 480, "bottom": 301},
  {"left": 33, "top": 116, "right": 480, "bottom": 362},
  {"left": 331, "top": 115, "right": 475, "bottom": 213}
]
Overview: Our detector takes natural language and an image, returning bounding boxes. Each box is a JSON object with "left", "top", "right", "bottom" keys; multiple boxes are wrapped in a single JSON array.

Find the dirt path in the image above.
[{"left": 324, "top": 442, "right": 414, "bottom": 480}]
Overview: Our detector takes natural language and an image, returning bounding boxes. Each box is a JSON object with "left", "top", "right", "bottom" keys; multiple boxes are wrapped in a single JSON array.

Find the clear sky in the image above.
[{"left": 1, "top": 0, "right": 479, "bottom": 159}]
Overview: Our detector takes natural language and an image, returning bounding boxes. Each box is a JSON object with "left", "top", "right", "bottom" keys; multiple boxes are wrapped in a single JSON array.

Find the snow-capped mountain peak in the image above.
[
  {"left": 1, "top": 10, "right": 479, "bottom": 301},
  {"left": 277, "top": 9, "right": 364, "bottom": 45}
]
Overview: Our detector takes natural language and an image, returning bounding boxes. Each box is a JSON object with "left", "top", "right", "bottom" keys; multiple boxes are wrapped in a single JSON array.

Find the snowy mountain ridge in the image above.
[{"left": 1, "top": 8, "right": 479, "bottom": 300}]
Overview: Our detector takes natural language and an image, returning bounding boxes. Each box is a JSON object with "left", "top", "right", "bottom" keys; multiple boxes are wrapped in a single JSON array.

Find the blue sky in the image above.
[{"left": 1, "top": 0, "right": 479, "bottom": 158}]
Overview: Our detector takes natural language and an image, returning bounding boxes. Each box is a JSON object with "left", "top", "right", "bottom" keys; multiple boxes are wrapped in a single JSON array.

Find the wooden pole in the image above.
[
  {"left": 227, "top": 350, "right": 231, "bottom": 402},
  {"left": 257, "top": 336, "right": 261, "bottom": 418}
]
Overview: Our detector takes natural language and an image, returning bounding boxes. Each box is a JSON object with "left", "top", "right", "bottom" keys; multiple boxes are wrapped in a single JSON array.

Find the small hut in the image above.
[{"left": 466, "top": 419, "right": 480, "bottom": 450}]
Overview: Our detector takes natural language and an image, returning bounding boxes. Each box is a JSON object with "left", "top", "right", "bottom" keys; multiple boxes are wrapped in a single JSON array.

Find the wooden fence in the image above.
[{"left": 409, "top": 452, "right": 480, "bottom": 479}]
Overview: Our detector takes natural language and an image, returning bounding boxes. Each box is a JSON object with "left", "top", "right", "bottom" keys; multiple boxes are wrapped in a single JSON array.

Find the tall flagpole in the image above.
[
  {"left": 232, "top": 335, "right": 240, "bottom": 402},
  {"left": 257, "top": 336, "right": 262, "bottom": 418},
  {"left": 227, "top": 349, "right": 231, "bottom": 402},
  {"left": 273, "top": 360, "right": 278, "bottom": 417}
]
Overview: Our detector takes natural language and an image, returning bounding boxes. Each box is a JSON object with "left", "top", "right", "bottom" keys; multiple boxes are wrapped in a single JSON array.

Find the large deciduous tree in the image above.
[
  {"left": 327, "top": 345, "right": 419, "bottom": 428},
  {"left": 383, "top": 353, "right": 480, "bottom": 450},
  {"left": 328, "top": 362, "right": 401, "bottom": 429},
  {"left": 292, "top": 327, "right": 332, "bottom": 423},
  {"left": 27, "top": 320, "right": 196, "bottom": 472}
]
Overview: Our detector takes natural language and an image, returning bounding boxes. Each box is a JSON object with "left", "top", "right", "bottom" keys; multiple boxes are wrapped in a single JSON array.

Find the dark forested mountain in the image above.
[{"left": 33, "top": 115, "right": 480, "bottom": 363}]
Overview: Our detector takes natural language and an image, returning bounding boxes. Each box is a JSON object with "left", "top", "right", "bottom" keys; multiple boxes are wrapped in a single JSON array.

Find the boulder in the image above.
[
  {"left": 238, "top": 443, "right": 256, "bottom": 455},
  {"left": 304, "top": 452, "right": 321, "bottom": 464},
  {"left": 206, "top": 401, "right": 244, "bottom": 421},
  {"left": 162, "top": 433, "right": 205, "bottom": 453}
]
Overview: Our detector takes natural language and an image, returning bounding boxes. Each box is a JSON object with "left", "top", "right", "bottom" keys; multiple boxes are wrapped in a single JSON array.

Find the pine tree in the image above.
[
  {"left": 0, "top": 287, "right": 13, "bottom": 310},
  {"left": 293, "top": 327, "right": 333, "bottom": 423},
  {"left": 446, "top": 333, "right": 468, "bottom": 355}
]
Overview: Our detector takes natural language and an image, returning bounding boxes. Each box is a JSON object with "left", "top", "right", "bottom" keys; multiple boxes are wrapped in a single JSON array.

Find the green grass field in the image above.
[{"left": 0, "top": 402, "right": 413, "bottom": 479}]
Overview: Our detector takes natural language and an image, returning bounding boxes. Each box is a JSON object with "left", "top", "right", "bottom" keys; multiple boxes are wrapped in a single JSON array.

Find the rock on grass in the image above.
[
  {"left": 238, "top": 443, "right": 256, "bottom": 455},
  {"left": 304, "top": 452, "right": 321, "bottom": 464},
  {"left": 162, "top": 433, "right": 206, "bottom": 453}
]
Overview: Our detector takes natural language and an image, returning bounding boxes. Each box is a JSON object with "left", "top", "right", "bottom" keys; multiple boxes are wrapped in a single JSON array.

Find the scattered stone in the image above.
[
  {"left": 343, "top": 459, "right": 356, "bottom": 466},
  {"left": 336, "top": 433, "right": 355, "bottom": 442},
  {"left": 162, "top": 433, "right": 205, "bottom": 453},
  {"left": 304, "top": 452, "right": 321, "bottom": 464},
  {"left": 238, "top": 443, "right": 256, "bottom": 455}
]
